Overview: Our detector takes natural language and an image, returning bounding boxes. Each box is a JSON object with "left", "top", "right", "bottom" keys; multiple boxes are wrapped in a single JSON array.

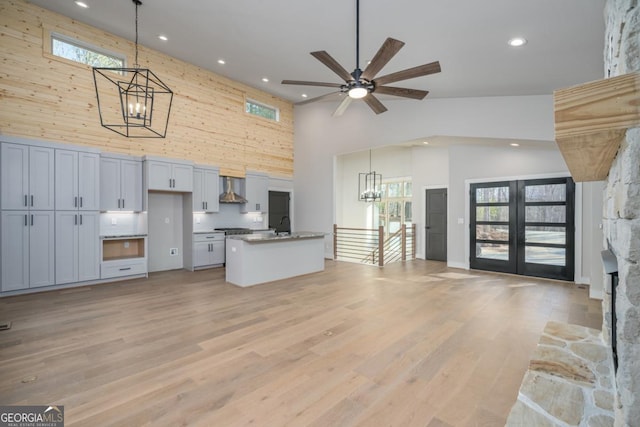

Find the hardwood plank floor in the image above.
[{"left": 0, "top": 260, "right": 602, "bottom": 426}]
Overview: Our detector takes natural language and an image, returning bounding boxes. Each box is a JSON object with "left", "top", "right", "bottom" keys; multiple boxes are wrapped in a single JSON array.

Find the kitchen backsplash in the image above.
[
  {"left": 193, "top": 203, "right": 266, "bottom": 232},
  {"left": 100, "top": 212, "right": 148, "bottom": 236}
]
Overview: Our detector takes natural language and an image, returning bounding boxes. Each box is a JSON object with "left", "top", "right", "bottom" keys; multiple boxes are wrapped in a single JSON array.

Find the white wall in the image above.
[
  {"left": 295, "top": 95, "right": 555, "bottom": 257},
  {"left": 411, "top": 146, "right": 450, "bottom": 258}
]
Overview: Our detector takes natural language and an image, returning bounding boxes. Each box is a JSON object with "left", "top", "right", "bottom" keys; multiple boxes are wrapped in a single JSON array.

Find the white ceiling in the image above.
[{"left": 28, "top": 0, "right": 607, "bottom": 104}]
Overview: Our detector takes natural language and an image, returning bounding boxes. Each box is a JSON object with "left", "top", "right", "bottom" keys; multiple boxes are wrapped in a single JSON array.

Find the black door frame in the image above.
[{"left": 470, "top": 177, "right": 575, "bottom": 281}]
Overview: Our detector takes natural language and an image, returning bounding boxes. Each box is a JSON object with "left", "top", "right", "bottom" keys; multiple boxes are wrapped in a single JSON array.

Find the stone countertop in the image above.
[
  {"left": 226, "top": 231, "right": 325, "bottom": 243},
  {"left": 100, "top": 234, "right": 148, "bottom": 239},
  {"left": 193, "top": 230, "right": 225, "bottom": 234}
]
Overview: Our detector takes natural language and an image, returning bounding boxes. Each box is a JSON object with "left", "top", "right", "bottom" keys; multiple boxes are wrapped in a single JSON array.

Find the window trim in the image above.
[{"left": 245, "top": 98, "right": 280, "bottom": 122}]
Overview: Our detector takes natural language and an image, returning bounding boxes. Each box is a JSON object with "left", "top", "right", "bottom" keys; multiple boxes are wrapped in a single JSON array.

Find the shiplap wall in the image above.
[{"left": 0, "top": 0, "right": 293, "bottom": 177}]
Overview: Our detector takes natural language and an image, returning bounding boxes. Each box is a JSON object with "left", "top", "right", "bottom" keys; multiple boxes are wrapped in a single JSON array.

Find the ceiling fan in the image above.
[{"left": 282, "top": 0, "right": 441, "bottom": 116}]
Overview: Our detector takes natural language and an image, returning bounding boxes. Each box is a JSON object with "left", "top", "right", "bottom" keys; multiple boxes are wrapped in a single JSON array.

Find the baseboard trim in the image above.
[{"left": 447, "top": 261, "right": 469, "bottom": 270}]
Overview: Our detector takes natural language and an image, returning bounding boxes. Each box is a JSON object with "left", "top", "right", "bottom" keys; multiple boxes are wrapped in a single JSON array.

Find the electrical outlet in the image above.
[
  {"left": 124, "top": 241, "right": 130, "bottom": 248},
  {"left": 170, "top": 248, "right": 178, "bottom": 256},
  {"left": 111, "top": 218, "right": 117, "bottom": 225}
]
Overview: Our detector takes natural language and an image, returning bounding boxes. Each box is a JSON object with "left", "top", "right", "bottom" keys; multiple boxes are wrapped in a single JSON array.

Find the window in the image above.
[
  {"left": 51, "top": 33, "right": 125, "bottom": 68},
  {"left": 245, "top": 99, "right": 279, "bottom": 121},
  {"left": 376, "top": 178, "right": 412, "bottom": 236}
]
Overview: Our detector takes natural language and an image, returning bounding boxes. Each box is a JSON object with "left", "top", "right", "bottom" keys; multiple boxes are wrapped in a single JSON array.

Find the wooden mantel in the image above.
[{"left": 554, "top": 72, "right": 640, "bottom": 182}]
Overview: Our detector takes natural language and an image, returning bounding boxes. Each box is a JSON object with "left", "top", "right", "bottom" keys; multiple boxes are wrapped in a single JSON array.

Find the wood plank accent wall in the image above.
[{"left": 0, "top": 0, "right": 294, "bottom": 178}]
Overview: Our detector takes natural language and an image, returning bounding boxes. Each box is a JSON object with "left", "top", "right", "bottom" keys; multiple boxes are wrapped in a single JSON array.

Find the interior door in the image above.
[
  {"left": 425, "top": 188, "right": 447, "bottom": 261},
  {"left": 269, "top": 191, "right": 290, "bottom": 233}
]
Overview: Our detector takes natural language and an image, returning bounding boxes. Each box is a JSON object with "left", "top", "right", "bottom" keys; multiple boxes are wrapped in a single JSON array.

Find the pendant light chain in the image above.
[{"left": 355, "top": 0, "right": 360, "bottom": 71}]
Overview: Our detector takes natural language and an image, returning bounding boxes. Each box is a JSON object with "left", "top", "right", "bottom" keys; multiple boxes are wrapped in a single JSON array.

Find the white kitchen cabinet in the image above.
[
  {"left": 1, "top": 143, "right": 54, "bottom": 210},
  {"left": 145, "top": 158, "right": 193, "bottom": 192},
  {"left": 100, "top": 236, "right": 147, "bottom": 279},
  {"left": 241, "top": 171, "right": 269, "bottom": 213},
  {"left": 100, "top": 155, "right": 143, "bottom": 211},
  {"left": 1, "top": 210, "right": 55, "bottom": 291},
  {"left": 55, "top": 149, "right": 100, "bottom": 211},
  {"left": 193, "top": 166, "right": 220, "bottom": 212},
  {"left": 55, "top": 211, "right": 99, "bottom": 285},
  {"left": 193, "top": 233, "right": 225, "bottom": 269}
]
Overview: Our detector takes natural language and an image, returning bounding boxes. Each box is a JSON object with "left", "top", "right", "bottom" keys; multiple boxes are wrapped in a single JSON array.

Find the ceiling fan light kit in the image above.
[
  {"left": 93, "top": 0, "right": 173, "bottom": 138},
  {"left": 282, "top": 0, "right": 441, "bottom": 116}
]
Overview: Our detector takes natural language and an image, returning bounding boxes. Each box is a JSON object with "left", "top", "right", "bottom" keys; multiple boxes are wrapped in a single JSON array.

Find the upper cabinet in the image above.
[
  {"left": 241, "top": 171, "right": 268, "bottom": 213},
  {"left": 193, "top": 165, "right": 220, "bottom": 213},
  {"left": 100, "top": 154, "right": 143, "bottom": 212},
  {"left": 55, "top": 149, "right": 100, "bottom": 211},
  {"left": 144, "top": 157, "right": 193, "bottom": 192},
  {"left": 1, "top": 143, "right": 54, "bottom": 210}
]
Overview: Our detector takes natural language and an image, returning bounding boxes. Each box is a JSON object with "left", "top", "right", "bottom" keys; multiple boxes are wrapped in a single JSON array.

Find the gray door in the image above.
[
  {"left": 269, "top": 191, "right": 290, "bottom": 233},
  {"left": 425, "top": 188, "right": 447, "bottom": 261}
]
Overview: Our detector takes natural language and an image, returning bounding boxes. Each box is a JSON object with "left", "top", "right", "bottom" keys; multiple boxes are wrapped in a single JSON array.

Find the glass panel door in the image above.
[
  {"left": 470, "top": 181, "right": 517, "bottom": 274},
  {"left": 517, "top": 178, "right": 575, "bottom": 280},
  {"left": 470, "top": 177, "right": 575, "bottom": 281}
]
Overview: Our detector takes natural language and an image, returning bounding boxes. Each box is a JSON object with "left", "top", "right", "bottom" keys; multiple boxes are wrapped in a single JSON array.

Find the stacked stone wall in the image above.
[{"left": 603, "top": 1, "right": 640, "bottom": 425}]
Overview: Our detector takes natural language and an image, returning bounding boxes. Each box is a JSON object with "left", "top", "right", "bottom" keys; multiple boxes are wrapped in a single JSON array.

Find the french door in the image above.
[{"left": 470, "top": 177, "right": 575, "bottom": 281}]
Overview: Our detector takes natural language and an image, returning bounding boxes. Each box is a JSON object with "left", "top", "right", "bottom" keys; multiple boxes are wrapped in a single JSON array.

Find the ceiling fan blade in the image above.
[
  {"left": 374, "top": 86, "right": 429, "bottom": 100},
  {"left": 374, "top": 61, "right": 441, "bottom": 86},
  {"left": 363, "top": 94, "right": 388, "bottom": 114},
  {"left": 332, "top": 96, "right": 353, "bottom": 117},
  {"left": 282, "top": 80, "right": 343, "bottom": 88},
  {"left": 361, "top": 38, "right": 405, "bottom": 81},
  {"left": 295, "top": 91, "right": 345, "bottom": 105},
  {"left": 310, "top": 51, "right": 354, "bottom": 82}
]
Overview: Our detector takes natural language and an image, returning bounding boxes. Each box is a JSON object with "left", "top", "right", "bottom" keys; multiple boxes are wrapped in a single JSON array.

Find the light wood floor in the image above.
[{"left": 0, "top": 260, "right": 602, "bottom": 427}]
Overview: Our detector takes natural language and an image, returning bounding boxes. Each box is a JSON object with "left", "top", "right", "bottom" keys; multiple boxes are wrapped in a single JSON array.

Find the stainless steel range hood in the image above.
[{"left": 219, "top": 176, "right": 247, "bottom": 204}]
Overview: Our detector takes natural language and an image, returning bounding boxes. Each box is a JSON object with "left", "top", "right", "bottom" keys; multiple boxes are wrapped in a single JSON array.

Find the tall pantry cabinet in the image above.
[
  {"left": 54, "top": 149, "right": 100, "bottom": 285},
  {"left": 1, "top": 143, "right": 56, "bottom": 290}
]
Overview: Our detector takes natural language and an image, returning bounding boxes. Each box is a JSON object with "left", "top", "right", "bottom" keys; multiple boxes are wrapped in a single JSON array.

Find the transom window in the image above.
[
  {"left": 51, "top": 33, "right": 125, "bottom": 68},
  {"left": 245, "top": 99, "right": 279, "bottom": 121}
]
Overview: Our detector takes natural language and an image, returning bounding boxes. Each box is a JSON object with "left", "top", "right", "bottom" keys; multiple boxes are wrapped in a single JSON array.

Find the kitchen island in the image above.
[{"left": 225, "top": 232, "right": 326, "bottom": 287}]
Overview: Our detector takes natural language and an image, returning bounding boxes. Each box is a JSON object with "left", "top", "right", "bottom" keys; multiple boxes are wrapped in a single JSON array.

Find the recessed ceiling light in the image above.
[
  {"left": 423, "top": 141, "right": 429, "bottom": 145},
  {"left": 217, "top": 59, "right": 226, "bottom": 65},
  {"left": 158, "top": 35, "right": 168, "bottom": 41},
  {"left": 301, "top": 94, "right": 308, "bottom": 98},
  {"left": 74, "top": 1, "right": 89, "bottom": 8},
  {"left": 510, "top": 143, "right": 520, "bottom": 147},
  {"left": 262, "top": 77, "right": 269, "bottom": 83},
  {"left": 508, "top": 37, "right": 527, "bottom": 47}
]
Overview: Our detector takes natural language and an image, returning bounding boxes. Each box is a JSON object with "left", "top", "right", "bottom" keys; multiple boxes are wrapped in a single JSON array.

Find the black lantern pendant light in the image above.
[
  {"left": 93, "top": 0, "right": 173, "bottom": 138},
  {"left": 359, "top": 150, "right": 382, "bottom": 202}
]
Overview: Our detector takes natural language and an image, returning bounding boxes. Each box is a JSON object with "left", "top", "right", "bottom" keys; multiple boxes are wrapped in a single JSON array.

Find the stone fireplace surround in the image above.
[{"left": 602, "top": 1, "right": 640, "bottom": 425}]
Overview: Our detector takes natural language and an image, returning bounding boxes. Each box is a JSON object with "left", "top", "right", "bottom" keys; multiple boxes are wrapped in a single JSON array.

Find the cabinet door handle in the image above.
[
  {"left": 205, "top": 201, "right": 208, "bottom": 210},
  {"left": 202, "top": 201, "right": 205, "bottom": 210},
  {"left": 75, "top": 214, "right": 78, "bottom": 225},
  {"left": 24, "top": 214, "right": 27, "bottom": 226},
  {"left": 30, "top": 214, "right": 33, "bottom": 226},
  {"left": 119, "top": 267, "right": 132, "bottom": 271},
  {"left": 122, "top": 199, "right": 125, "bottom": 209},
  {"left": 24, "top": 195, "right": 28, "bottom": 207},
  {"left": 75, "top": 196, "right": 78, "bottom": 208},
  {"left": 30, "top": 195, "right": 34, "bottom": 207},
  {"left": 118, "top": 199, "right": 121, "bottom": 209},
  {"left": 80, "top": 214, "right": 83, "bottom": 225},
  {"left": 80, "top": 196, "right": 83, "bottom": 208}
]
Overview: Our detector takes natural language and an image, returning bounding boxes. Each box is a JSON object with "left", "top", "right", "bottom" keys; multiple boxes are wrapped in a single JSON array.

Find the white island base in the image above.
[{"left": 225, "top": 233, "right": 325, "bottom": 287}]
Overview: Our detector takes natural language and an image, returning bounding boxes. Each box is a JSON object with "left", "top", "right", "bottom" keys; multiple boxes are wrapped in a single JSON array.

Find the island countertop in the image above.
[
  {"left": 226, "top": 231, "right": 326, "bottom": 243},
  {"left": 225, "top": 232, "right": 326, "bottom": 287}
]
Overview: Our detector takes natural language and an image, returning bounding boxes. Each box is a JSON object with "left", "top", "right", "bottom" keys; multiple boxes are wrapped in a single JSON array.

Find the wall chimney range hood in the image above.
[{"left": 220, "top": 176, "right": 247, "bottom": 204}]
